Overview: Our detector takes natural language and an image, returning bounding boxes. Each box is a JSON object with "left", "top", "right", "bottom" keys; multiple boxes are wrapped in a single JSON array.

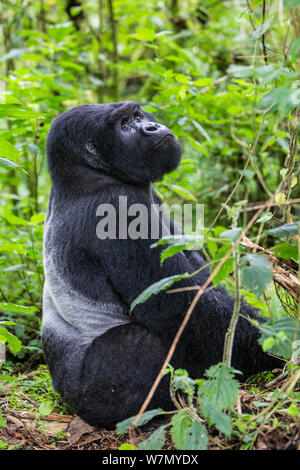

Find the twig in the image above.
[
  {"left": 241, "top": 198, "right": 300, "bottom": 212},
  {"left": 5, "top": 410, "right": 73, "bottom": 423},
  {"left": 246, "top": 368, "right": 300, "bottom": 448}
]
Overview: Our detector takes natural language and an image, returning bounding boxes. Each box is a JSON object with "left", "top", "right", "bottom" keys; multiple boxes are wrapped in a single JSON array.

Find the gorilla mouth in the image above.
[{"left": 151, "top": 134, "right": 174, "bottom": 150}]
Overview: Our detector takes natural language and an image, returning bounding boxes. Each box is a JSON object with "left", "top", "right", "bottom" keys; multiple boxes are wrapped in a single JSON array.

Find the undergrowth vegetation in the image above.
[{"left": 0, "top": 0, "right": 299, "bottom": 450}]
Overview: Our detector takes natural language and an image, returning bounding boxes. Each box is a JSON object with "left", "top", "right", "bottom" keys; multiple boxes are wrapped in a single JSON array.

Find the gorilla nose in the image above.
[{"left": 141, "top": 122, "right": 162, "bottom": 134}]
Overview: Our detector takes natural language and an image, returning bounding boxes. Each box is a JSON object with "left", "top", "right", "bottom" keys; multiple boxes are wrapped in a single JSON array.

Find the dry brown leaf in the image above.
[{"left": 67, "top": 416, "right": 95, "bottom": 446}]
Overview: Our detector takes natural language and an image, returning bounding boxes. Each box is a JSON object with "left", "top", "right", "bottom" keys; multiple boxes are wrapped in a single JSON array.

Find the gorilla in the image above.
[{"left": 42, "top": 102, "right": 281, "bottom": 428}]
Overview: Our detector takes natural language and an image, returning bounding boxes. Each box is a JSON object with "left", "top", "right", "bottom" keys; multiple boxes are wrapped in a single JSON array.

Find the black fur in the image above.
[{"left": 42, "top": 102, "right": 282, "bottom": 428}]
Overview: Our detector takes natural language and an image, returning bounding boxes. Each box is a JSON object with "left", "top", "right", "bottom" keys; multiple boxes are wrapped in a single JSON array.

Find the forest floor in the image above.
[{"left": 0, "top": 365, "right": 299, "bottom": 451}]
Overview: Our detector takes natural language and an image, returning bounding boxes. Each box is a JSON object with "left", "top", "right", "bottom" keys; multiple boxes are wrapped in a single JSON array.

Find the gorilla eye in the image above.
[
  {"left": 121, "top": 119, "right": 128, "bottom": 129},
  {"left": 86, "top": 141, "right": 98, "bottom": 156},
  {"left": 134, "top": 113, "right": 141, "bottom": 121}
]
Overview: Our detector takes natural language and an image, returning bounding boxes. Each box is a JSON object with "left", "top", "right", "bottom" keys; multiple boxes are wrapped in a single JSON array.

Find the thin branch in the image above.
[
  {"left": 262, "top": 0, "right": 268, "bottom": 64},
  {"left": 241, "top": 198, "right": 300, "bottom": 212}
]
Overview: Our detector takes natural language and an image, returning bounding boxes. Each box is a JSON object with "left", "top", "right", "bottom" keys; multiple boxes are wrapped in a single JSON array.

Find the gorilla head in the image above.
[{"left": 46, "top": 102, "right": 182, "bottom": 187}]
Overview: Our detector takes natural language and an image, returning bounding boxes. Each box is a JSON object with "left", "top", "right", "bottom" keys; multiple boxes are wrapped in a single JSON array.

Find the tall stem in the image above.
[
  {"left": 107, "top": 0, "right": 119, "bottom": 100},
  {"left": 222, "top": 240, "right": 241, "bottom": 366}
]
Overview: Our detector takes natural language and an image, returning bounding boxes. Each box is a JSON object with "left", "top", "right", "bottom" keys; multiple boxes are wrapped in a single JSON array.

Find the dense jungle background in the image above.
[{"left": 0, "top": 0, "right": 299, "bottom": 451}]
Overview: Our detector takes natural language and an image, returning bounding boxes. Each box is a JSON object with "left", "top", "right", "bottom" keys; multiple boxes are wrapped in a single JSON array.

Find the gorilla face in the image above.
[
  {"left": 46, "top": 102, "right": 182, "bottom": 187},
  {"left": 106, "top": 102, "right": 182, "bottom": 183}
]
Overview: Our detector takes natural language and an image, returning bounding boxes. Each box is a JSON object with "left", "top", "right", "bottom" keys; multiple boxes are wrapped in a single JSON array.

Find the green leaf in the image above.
[
  {"left": 256, "top": 212, "right": 273, "bottom": 224},
  {"left": 0, "top": 48, "right": 27, "bottom": 63},
  {"left": 271, "top": 243, "right": 298, "bottom": 262},
  {"left": 227, "top": 65, "right": 255, "bottom": 78},
  {"left": 174, "top": 73, "right": 190, "bottom": 84},
  {"left": 0, "top": 327, "right": 22, "bottom": 355},
  {"left": 187, "top": 137, "right": 209, "bottom": 157},
  {"left": 0, "top": 303, "right": 39, "bottom": 314},
  {"left": 262, "top": 337, "right": 275, "bottom": 351},
  {"left": 30, "top": 213, "right": 46, "bottom": 224},
  {"left": 130, "top": 273, "right": 189, "bottom": 312},
  {"left": 241, "top": 254, "right": 273, "bottom": 297},
  {"left": 115, "top": 408, "right": 164, "bottom": 435},
  {"left": 0, "top": 412, "right": 6, "bottom": 428},
  {"left": 170, "top": 184, "right": 196, "bottom": 201},
  {"left": 269, "top": 223, "right": 298, "bottom": 238},
  {"left": 287, "top": 404, "right": 299, "bottom": 416},
  {"left": 2, "top": 210, "right": 30, "bottom": 226},
  {"left": 173, "top": 369, "right": 196, "bottom": 396},
  {"left": 39, "top": 401, "right": 54, "bottom": 417},
  {"left": 192, "top": 120, "right": 212, "bottom": 144},
  {"left": 138, "top": 426, "right": 166, "bottom": 450},
  {"left": 0, "top": 157, "right": 21, "bottom": 169},
  {"left": 220, "top": 228, "right": 242, "bottom": 241},
  {"left": 194, "top": 78, "right": 214, "bottom": 87},
  {"left": 182, "top": 420, "right": 208, "bottom": 450},
  {"left": 132, "top": 27, "right": 155, "bottom": 41},
  {"left": 252, "top": 17, "right": 273, "bottom": 39},
  {"left": 258, "top": 86, "right": 297, "bottom": 117},
  {"left": 197, "top": 363, "right": 240, "bottom": 436},
  {"left": 118, "top": 443, "right": 137, "bottom": 450},
  {"left": 211, "top": 244, "right": 234, "bottom": 285},
  {"left": 284, "top": 0, "right": 300, "bottom": 7},
  {"left": 291, "top": 38, "right": 300, "bottom": 60},
  {"left": 0, "top": 104, "right": 43, "bottom": 119},
  {"left": 152, "top": 235, "right": 203, "bottom": 264},
  {"left": 259, "top": 317, "right": 300, "bottom": 360},
  {"left": 171, "top": 410, "right": 192, "bottom": 450},
  {"left": 0, "top": 136, "right": 19, "bottom": 160},
  {"left": 201, "top": 404, "right": 232, "bottom": 436}
]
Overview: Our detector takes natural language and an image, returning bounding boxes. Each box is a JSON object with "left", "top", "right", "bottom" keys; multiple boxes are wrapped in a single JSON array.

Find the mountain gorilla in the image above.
[{"left": 42, "top": 102, "right": 281, "bottom": 428}]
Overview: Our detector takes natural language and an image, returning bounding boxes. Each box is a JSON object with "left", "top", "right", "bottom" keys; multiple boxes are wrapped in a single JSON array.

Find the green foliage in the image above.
[
  {"left": 0, "top": 365, "right": 69, "bottom": 415},
  {"left": 182, "top": 420, "right": 208, "bottom": 450},
  {"left": 259, "top": 317, "right": 300, "bottom": 360},
  {"left": 0, "top": 412, "right": 6, "bottom": 428},
  {"left": 241, "top": 254, "right": 273, "bottom": 298},
  {"left": 117, "top": 363, "right": 240, "bottom": 450},
  {"left": 38, "top": 400, "right": 54, "bottom": 417},
  {"left": 152, "top": 235, "right": 204, "bottom": 265},
  {"left": 269, "top": 223, "right": 299, "bottom": 238},
  {"left": 170, "top": 410, "right": 193, "bottom": 450},
  {"left": 130, "top": 273, "right": 189, "bottom": 312},
  {"left": 138, "top": 425, "right": 166, "bottom": 450},
  {"left": 115, "top": 408, "right": 165, "bottom": 435},
  {"left": 197, "top": 364, "right": 240, "bottom": 437}
]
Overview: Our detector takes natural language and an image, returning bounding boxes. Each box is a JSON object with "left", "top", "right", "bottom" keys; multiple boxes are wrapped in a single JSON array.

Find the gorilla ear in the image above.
[
  {"left": 85, "top": 140, "right": 98, "bottom": 156},
  {"left": 83, "top": 140, "right": 103, "bottom": 169}
]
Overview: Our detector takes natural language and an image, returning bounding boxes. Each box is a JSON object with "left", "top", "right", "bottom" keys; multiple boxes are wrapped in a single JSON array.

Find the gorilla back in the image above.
[{"left": 42, "top": 102, "right": 281, "bottom": 428}]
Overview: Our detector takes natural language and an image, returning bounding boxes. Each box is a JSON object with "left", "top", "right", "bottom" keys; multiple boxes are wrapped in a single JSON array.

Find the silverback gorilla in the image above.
[{"left": 42, "top": 102, "right": 281, "bottom": 428}]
